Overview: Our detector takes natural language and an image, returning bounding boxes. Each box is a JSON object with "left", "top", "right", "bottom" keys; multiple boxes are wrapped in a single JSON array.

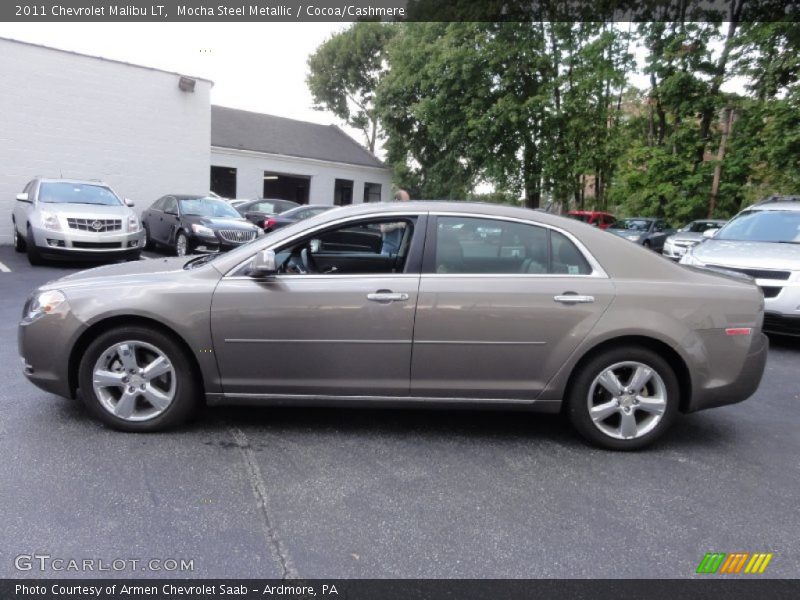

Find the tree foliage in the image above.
[{"left": 309, "top": 15, "right": 800, "bottom": 219}]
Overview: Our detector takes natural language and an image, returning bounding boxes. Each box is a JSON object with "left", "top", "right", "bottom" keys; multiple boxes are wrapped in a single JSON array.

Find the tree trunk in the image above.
[
  {"left": 523, "top": 141, "right": 541, "bottom": 209},
  {"left": 708, "top": 107, "right": 736, "bottom": 217}
]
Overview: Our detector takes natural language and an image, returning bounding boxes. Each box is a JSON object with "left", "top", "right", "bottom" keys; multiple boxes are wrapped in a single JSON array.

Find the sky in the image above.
[{"left": 0, "top": 23, "right": 361, "bottom": 136}]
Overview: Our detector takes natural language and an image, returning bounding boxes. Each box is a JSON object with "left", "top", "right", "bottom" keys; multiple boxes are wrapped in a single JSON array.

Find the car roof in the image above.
[
  {"left": 747, "top": 201, "right": 800, "bottom": 212},
  {"left": 37, "top": 178, "right": 111, "bottom": 186},
  {"left": 168, "top": 194, "right": 220, "bottom": 201}
]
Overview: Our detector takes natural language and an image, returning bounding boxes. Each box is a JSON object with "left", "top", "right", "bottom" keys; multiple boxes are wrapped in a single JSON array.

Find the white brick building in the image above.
[{"left": 0, "top": 38, "right": 392, "bottom": 245}]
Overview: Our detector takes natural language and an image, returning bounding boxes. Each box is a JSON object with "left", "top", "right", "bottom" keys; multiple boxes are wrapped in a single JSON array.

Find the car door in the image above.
[
  {"left": 209, "top": 213, "right": 427, "bottom": 398},
  {"left": 410, "top": 214, "right": 615, "bottom": 400},
  {"left": 651, "top": 220, "right": 670, "bottom": 250},
  {"left": 158, "top": 196, "right": 180, "bottom": 244}
]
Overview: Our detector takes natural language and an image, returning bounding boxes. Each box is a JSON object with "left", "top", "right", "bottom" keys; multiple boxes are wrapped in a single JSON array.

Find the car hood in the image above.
[
  {"left": 184, "top": 215, "right": 257, "bottom": 230},
  {"left": 668, "top": 232, "right": 704, "bottom": 242},
  {"left": 691, "top": 239, "right": 800, "bottom": 270},
  {"left": 38, "top": 203, "right": 134, "bottom": 218},
  {"left": 40, "top": 256, "right": 209, "bottom": 291}
]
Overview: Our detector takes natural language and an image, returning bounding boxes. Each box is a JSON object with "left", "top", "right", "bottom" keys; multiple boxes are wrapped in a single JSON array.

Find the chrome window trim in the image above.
[
  {"left": 429, "top": 211, "right": 609, "bottom": 279},
  {"left": 223, "top": 209, "right": 608, "bottom": 279}
]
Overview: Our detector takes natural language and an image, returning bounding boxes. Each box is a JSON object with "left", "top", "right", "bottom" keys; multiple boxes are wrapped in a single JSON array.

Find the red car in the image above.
[{"left": 567, "top": 210, "right": 617, "bottom": 229}]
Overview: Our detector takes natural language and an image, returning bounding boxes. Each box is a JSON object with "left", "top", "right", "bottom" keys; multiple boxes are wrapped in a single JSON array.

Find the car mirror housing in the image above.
[
  {"left": 703, "top": 228, "right": 719, "bottom": 238},
  {"left": 250, "top": 249, "right": 278, "bottom": 277},
  {"left": 16, "top": 192, "right": 30, "bottom": 202},
  {"left": 124, "top": 198, "right": 135, "bottom": 207}
]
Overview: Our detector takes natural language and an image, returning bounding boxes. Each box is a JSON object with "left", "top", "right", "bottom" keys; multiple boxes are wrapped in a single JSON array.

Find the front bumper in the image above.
[
  {"left": 18, "top": 309, "right": 86, "bottom": 399},
  {"left": 763, "top": 313, "right": 800, "bottom": 337},
  {"left": 663, "top": 242, "right": 697, "bottom": 260},
  {"left": 31, "top": 225, "right": 144, "bottom": 259}
]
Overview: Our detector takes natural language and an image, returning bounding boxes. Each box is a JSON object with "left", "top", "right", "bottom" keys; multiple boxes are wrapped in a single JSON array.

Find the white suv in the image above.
[
  {"left": 11, "top": 178, "right": 145, "bottom": 265},
  {"left": 681, "top": 196, "right": 800, "bottom": 336}
]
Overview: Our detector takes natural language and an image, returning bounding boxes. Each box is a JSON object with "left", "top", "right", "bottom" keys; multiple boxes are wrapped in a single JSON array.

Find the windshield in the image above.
[
  {"left": 618, "top": 219, "right": 652, "bottom": 231},
  {"left": 716, "top": 210, "right": 800, "bottom": 243},
  {"left": 687, "top": 221, "right": 724, "bottom": 233},
  {"left": 179, "top": 198, "right": 241, "bottom": 218},
  {"left": 38, "top": 182, "right": 122, "bottom": 206}
]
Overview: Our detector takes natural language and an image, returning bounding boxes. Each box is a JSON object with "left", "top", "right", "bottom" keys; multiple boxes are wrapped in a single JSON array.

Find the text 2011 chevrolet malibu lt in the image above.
[{"left": 19, "top": 202, "right": 768, "bottom": 450}]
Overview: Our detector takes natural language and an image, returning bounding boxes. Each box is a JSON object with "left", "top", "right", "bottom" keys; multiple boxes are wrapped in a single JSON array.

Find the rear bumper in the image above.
[{"left": 685, "top": 332, "right": 769, "bottom": 413}]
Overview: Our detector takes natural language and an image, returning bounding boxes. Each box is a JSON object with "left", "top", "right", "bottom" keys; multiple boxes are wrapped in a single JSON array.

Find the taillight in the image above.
[
  {"left": 725, "top": 328, "right": 752, "bottom": 336},
  {"left": 264, "top": 218, "right": 277, "bottom": 230}
]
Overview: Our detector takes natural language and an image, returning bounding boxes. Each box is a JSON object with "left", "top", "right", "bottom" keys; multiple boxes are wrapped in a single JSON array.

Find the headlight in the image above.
[
  {"left": 24, "top": 290, "right": 67, "bottom": 322},
  {"left": 256, "top": 228, "right": 265, "bottom": 237},
  {"left": 625, "top": 233, "right": 642, "bottom": 241},
  {"left": 664, "top": 238, "right": 675, "bottom": 248},
  {"left": 40, "top": 211, "right": 62, "bottom": 232},
  {"left": 679, "top": 251, "right": 705, "bottom": 266},
  {"left": 191, "top": 224, "right": 215, "bottom": 237},
  {"left": 127, "top": 214, "right": 140, "bottom": 232}
]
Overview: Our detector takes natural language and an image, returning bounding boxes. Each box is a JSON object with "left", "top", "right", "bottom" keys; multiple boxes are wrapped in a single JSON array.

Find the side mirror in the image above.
[
  {"left": 124, "top": 198, "right": 135, "bottom": 207},
  {"left": 16, "top": 193, "right": 30, "bottom": 202},
  {"left": 250, "top": 249, "right": 277, "bottom": 277},
  {"left": 703, "top": 228, "right": 719, "bottom": 238}
]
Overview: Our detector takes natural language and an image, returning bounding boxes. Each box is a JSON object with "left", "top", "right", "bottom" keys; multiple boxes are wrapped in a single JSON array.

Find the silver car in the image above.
[
  {"left": 11, "top": 178, "right": 145, "bottom": 265},
  {"left": 18, "top": 202, "right": 768, "bottom": 450},
  {"left": 681, "top": 197, "right": 800, "bottom": 336},
  {"left": 663, "top": 219, "right": 728, "bottom": 260}
]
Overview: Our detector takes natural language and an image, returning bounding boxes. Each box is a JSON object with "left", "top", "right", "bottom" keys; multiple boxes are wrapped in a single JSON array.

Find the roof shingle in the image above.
[{"left": 211, "top": 105, "right": 385, "bottom": 169}]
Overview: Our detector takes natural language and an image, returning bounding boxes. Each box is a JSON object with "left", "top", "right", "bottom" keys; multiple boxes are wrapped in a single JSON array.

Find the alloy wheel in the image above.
[
  {"left": 176, "top": 234, "right": 187, "bottom": 256},
  {"left": 586, "top": 361, "right": 667, "bottom": 440},
  {"left": 92, "top": 340, "right": 176, "bottom": 421}
]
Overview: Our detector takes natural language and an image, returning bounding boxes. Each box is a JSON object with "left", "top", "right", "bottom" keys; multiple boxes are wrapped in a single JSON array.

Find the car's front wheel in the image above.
[
  {"left": 25, "top": 226, "right": 44, "bottom": 266},
  {"left": 142, "top": 225, "right": 154, "bottom": 250},
  {"left": 566, "top": 346, "right": 679, "bottom": 450},
  {"left": 175, "top": 231, "right": 191, "bottom": 257},
  {"left": 13, "top": 222, "right": 26, "bottom": 252},
  {"left": 78, "top": 326, "right": 199, "bottom": 432}
]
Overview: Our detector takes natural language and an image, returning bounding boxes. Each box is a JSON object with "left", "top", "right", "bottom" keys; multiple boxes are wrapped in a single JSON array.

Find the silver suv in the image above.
[
  {"left": 681, "top": 196, "right": 800, "bottom": 336},
  {"left": 12, "top": 178, "right": 145, "bottom": 265}
]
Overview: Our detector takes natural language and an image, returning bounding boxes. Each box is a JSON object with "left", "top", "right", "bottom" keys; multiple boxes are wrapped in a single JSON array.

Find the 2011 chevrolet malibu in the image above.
[{"left": 18, "top": 202, "right": 768, "bottom": 449}]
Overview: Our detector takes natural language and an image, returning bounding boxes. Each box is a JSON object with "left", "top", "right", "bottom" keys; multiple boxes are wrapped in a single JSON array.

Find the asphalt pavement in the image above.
[{"left": 0, "top": 245, "right": 798, "bottom": 579}]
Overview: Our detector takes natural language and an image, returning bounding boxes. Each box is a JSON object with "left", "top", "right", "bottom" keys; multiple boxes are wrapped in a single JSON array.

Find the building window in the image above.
[
  {"left": 263, "top": 172, "right": 310, "bottom": 204},
  {"left": 334, "top": 179, "right": 353, "bottom": 206},
  {"left": 210, "top": 166, "right": 237, "bottom": 199},
  {"left": 363, "top": 182, "right": 382, "bottom": 203}
]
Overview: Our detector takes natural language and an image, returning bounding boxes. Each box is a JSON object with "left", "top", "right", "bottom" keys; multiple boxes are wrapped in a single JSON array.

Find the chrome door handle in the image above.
[
  {"left": 554, "top": 294, "right": 595, "bottom": 304},
  {"left": 367, "top": 291, "right": 409, "bottom": 303}
]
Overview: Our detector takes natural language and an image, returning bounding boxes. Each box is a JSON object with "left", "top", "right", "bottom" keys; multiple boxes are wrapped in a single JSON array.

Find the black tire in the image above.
[
  {"left": 77, "top": 326, "right": 200, "bottom": 432},
  {"left": 565, "top": 345, "right": 679, "bottom": 450},
  {"left": 25, "top": 227, "right": 45, "bottom": 266},
  {"left": 13, "top": 222, "right": 26, "bottom": 252},
  {"left": 125, "top": 250, "right": 142, "bottom": 261},
  {"left": 143, "top": 225, "right": 154, "bottom": 250},
  {"left": 642, "top": 239, "right": 652, "bottom": 249},
  {"left": 174, "top": 231, "right": 192, "bottom": 257}
]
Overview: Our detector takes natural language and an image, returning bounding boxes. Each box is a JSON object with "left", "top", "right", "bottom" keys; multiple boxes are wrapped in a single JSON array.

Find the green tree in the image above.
[{"left": 306, "top": 22, "right": 396, "bottom": 153}]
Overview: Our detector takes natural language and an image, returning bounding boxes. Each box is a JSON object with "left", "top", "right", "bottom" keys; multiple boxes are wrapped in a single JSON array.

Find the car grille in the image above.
[
  {"left": 67, "top": 218, "right": 122, "bottom": 232},
  {"left": 760, "top": 286, "right": 782, "bottom": 299},
  {"left": 763, "top": 313, "right": 800, "bottom": 336},
  {"left": 672, "top": 240, "right": 699, "bottom": 248},
  {"left": 705, "top": 265, "right": 791, "bottom": 280},
  {"left": 218, "top": 229, "right": 256, "bottom": 244},
  {"left": 72, "top": 241, "right": 123, "bottom": 249}
]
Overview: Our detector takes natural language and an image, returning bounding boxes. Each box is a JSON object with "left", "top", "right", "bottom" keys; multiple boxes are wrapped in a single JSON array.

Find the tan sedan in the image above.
[{"left": 18, "top": 202, "right": 767, "bottom": 449}]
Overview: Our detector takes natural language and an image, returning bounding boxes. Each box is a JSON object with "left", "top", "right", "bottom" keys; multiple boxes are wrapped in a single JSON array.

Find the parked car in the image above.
[
  {"left": 19, "top": 202, "right": 767, "bottom": 450},
  {"left": 141, "top": 195, "right": 262, "bottom": 256},
  {"left": 263, "top": 204, "right": 334, "bottom": 232},
  {"left": 11, "top": 178, "right": 144, "bottom": 265},
  {"left": 236, "top": 198, "right": 301, "bottom": 227},
  {"left": 227, "top": 199, "right": 250, "bottom": 209},
  {"left": 567, "top": 210, "right": 617, "bottom": 229},
  {"left": 608, "top": 217, "right": 675, "bottom": 251},
  {"left": 662, "top": 219, "right": 728, "bottom": 260},
  {"left": 681, "top": 196, "right": 800, "bottom": 336}
]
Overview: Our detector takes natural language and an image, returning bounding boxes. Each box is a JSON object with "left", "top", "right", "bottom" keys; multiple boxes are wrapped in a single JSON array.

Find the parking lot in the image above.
[{"left": 0, "top": 244, "right": 799, "bottom": 579}]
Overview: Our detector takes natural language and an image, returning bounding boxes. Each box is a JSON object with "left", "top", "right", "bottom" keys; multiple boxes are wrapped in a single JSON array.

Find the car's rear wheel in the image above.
[
  {"left": 13, "top": 222, "right": 26, "bottom": 252},
  {"left": 175, "top": 231, "right": 191, "bottom": 257},
  {"left": 78, "top": 326, "right": 199, "bottom": 432},
  {"left": 566, "top": 346, "right": 679, "bottom": 450},
  {"left": 25, "top": 226, "right": 44, "bottom": 266}
]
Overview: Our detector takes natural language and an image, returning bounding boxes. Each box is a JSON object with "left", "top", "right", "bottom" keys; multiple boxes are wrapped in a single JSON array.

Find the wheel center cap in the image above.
[
  {"left": 620, "top": 394, "right": 634, "bottom": 408},
  {"left": 130, "top": 374, "right": 145, "bottom": 387}
]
